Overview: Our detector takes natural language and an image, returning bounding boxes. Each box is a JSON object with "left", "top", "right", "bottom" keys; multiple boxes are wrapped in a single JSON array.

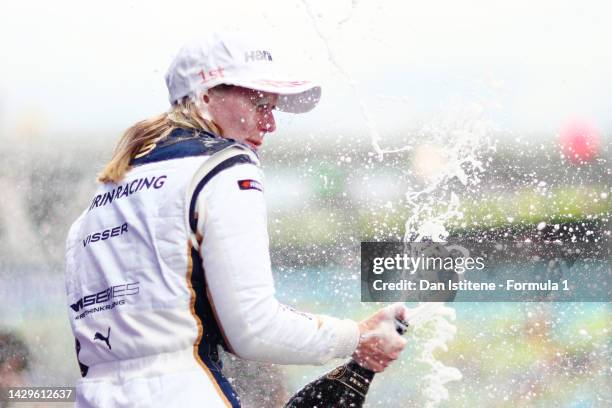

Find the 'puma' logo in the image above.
[{"left": 94, "top": 327, "right": 112, "bottom": 350}]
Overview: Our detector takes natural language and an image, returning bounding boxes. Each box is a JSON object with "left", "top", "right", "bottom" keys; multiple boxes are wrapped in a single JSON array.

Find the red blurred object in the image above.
[{"left": 559, "top": 119, "right": 601, "bottom": 164}]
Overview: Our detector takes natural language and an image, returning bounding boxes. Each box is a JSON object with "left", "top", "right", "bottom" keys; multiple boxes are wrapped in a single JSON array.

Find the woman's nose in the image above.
[{"left": 261, "top": 111, "right": 276, "bottom": 133}]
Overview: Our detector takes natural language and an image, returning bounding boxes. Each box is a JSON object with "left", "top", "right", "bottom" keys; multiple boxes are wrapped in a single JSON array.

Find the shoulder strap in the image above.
[{"left": 184, "top": 144, "right": 259, "bottom": 248}]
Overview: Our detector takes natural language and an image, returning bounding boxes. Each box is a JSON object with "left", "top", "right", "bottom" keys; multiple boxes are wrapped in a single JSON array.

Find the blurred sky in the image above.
[{"left": 1, "top": 0, "right": 611, "bottom": 142}]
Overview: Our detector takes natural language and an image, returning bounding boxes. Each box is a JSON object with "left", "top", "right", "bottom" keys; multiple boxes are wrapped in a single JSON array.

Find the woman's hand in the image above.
[{"left": 352, "top": 303, "right": 408, "bottom": 372}]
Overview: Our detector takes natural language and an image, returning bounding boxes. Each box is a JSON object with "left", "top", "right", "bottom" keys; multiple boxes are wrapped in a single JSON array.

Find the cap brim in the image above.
[
  {"left": 274, "top": 86, "right": 321, "bottom": 114},
  {"left": 207, "top": 78, "right": 321, "bottom": 113}
]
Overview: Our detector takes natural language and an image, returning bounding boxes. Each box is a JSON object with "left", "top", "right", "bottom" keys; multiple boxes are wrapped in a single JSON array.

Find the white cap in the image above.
[{"left": 165, "top": 31, "right": 321, "bottom": 113}]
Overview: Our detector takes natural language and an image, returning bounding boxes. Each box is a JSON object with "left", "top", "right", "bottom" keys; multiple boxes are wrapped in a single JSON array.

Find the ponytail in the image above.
[{"left": 98, "top": 98, "right": 222, "bottom": 183}]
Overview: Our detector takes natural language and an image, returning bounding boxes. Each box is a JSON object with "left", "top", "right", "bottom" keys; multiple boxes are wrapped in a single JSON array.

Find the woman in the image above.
[{"left": 65, "top": 31, "right": 407, "bottom": 407}]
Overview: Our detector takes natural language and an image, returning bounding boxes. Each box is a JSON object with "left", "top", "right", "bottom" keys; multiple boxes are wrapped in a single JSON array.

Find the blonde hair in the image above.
[{"left": 98, "top": 97, "right": 223, "bottom": 183}]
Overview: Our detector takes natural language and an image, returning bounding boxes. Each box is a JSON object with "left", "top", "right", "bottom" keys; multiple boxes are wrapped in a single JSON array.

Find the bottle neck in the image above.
[
  {"left": 347, "top": 360, "right": 375, "bottom": 381},
  {"left": 330, "top": 359, "right": 374, "bottom": 397}
]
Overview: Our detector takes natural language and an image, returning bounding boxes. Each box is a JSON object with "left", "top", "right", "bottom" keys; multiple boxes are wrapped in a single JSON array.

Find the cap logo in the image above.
[
  {"left": 198, "top": 67, "right": 225, "bottom": 83},
  {"left": 245, "top": 50, "right": 273, "bottom": 63}
]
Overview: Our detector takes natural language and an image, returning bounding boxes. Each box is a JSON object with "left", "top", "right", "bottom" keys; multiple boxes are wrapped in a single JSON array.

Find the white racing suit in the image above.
[{"left": 64, "top": 128, "right": 360, "bottom": 407}]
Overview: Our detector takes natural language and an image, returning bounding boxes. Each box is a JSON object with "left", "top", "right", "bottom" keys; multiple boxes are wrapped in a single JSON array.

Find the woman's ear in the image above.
[{"left": 202, "top": 93, "right": 210, "bottom": 104}]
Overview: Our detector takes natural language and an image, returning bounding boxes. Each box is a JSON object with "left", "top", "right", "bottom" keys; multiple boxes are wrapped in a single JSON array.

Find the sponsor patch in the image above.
[
  {"left": 70, "top": 282, "right": 139, "bottom": 320},
  {"left": 245, "top": 50, "right": 273, "bottom": 62},
  {"left": 237, "top": 179, "right": 263, "bottom": 192},
  {"left": 88, "top": 175, "right": 167, "bottom": 211}
]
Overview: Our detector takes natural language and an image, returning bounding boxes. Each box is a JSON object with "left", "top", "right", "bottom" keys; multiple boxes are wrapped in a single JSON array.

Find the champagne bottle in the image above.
[{"left": 284, "top": 318, "right": 408, "bottom": 408}]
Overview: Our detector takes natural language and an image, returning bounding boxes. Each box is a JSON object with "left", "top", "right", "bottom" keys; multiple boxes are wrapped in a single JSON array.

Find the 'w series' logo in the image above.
[{"left": 71, "top": 283, "right": 139, "bottom": 313}]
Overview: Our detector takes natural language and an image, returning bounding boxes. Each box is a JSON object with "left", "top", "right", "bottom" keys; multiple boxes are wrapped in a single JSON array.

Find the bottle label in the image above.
[
  {"left": 326, "top": 365, "right": 370, "bottom": 397},
  {"left": 327, "top": 366, "right": 347, "bottom": 380}
]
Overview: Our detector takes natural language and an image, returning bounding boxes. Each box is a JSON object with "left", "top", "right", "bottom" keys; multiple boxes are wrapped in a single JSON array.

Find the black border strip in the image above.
[{"left": 188, "top": 154, "right": 254, "bottom": 233}]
